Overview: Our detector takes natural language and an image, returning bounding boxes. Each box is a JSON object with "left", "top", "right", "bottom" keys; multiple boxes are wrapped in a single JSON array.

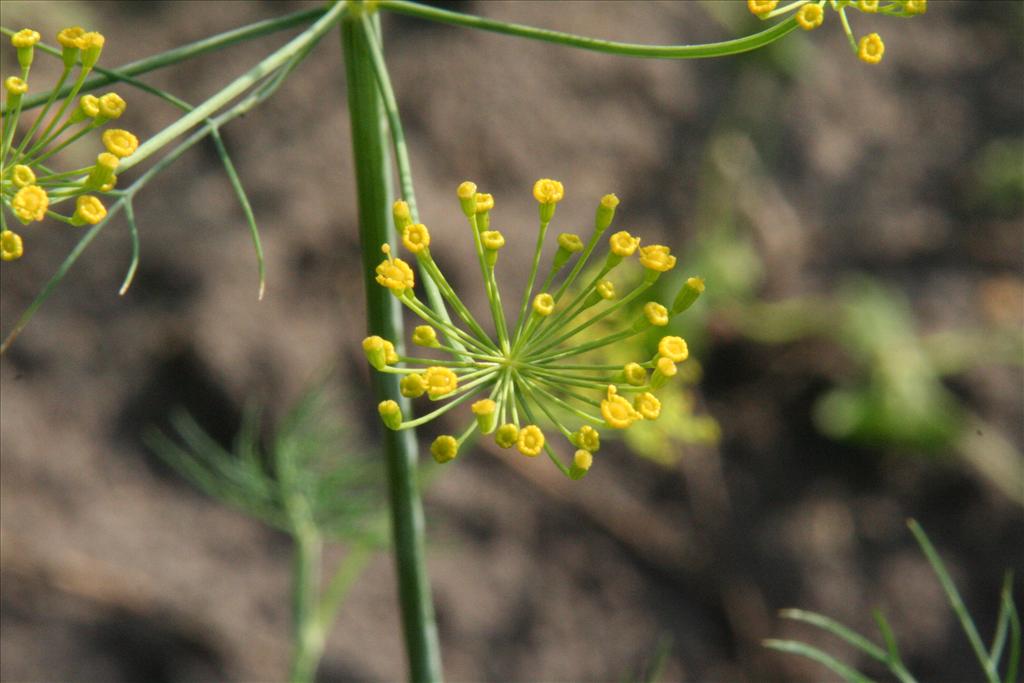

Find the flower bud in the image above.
[
  {"left": 378, "top": 400, "right": 403, "bottom": 430},
  {"left": 672, "top": 277, "right": 705, "bottom": 314},
  {"left": 595, "top": 193, "right": 619, "bottom": 232},
  {"left": 472, "top": 398, "right": 498, "bottom": 434},
  {"left": 569, "top": 449, "right": 593, "bottom": 480}
]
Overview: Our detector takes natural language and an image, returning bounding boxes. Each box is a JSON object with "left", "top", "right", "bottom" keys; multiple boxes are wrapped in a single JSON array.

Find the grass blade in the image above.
[
  {"left": 779, "top": 608, "right": 887, "bottom": 663},
  {"left": 764, "top": 639, "right": 877, "bottom": 683}
]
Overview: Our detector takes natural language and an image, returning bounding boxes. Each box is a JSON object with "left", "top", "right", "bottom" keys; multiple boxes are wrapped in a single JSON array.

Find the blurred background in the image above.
[{"left": 1, "top": 1, "right": 1021, "bottom": 681}]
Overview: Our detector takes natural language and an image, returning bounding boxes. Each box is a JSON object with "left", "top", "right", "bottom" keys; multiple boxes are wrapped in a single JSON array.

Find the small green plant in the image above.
[{"left": 766, "top": 520, "right": 1021, "bottom": 683}]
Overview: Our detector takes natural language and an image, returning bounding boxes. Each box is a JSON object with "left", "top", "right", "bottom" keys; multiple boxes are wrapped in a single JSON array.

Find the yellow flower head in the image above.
[
  {"left": 431, "top": 435, "right": 459, "bottom": 463},
  {"left": 601, "top": 385, "right": 640, "bottom": 429},
  {"left": 904, "top": 0, "right": 926, "bottom": 14},
  {"left": 600, "top": 194, "right": 620, "bottom": 210},
  {"left": 796, "top": 4, "right": 824, "bottom": 30},
  {"left": 658, "top": 336, "right": 689, "bottom": 363},
  {"left": 609, "top": 230, "right": 640, "bottom": 257},
  {"left": 516, "top": 425, "right": 545, "bottom": 457},
  {"left": 481, "top": 230, "right": 506, "bottom": 251},
  {"left": 557, "top": 233, "right": 584, "bottom": 253},
  {"left": 532, "top": 178, "right": 564, "bottom": 205},
  {"left": 382, "top": 339, "right": 399, "bottom": 364},
  {"left": 362, "top": 335, "right": 398, "bottom": 369},
  {"left": 375, "top": 244, "right": 415, "bottom": 293},
  {"left": 98, "top": 92, "right": 126, "bottom": 119},
  {"left": 402, "top": 223, "right": 431, "bottom": 254},
  {"left": 471, "top": 398, "right": 497, "bottom": 433},
  {"left": 75, "top": 31, "right": 105, "bottom": 51},
  {"left": 97, "top": 151, "right": 119, "bottom": 171},
  {"left": 572, "top": 425, "right": 601, "bottom": 452},
  {"left": 1, "top": 230, "right": 24, "bottom": 261},
  {"left": 12, "top": 29, "right": 41, "bottom": 48},
  {"left": 857, "top": 0, "right": 879, "bottom": 11},
  {"left": 424, "top": 366, "right": 459, "bottom": 399},
  {"left": 102, "top": 129, "right": 139, "bottom": 158},
  {"left": 57, "top": 26, "right": 85, "bottom": 48},
  {"left": 858, "top": 33, "right": 885, "bottom": 64},
  {"left": 623, "top": 362, "right": 647, "bottom": 386},
  {"left": 78, "top": 94, "right": 100, "bottom": 118},
  {"left": 656, "top": 356, "right": 678, "bottom": 378},
  {"left": 638, "top": 245, "right": 677, "bottom": 272},
  {"left": 457, "top": 180, "right": 478, "bottom": 216},
  {"left": 474, "top": 192, "right": 494, "bottom": 213},
  {"left": 572, "top": 449, "right": 593, "bottom": 473},
  {"left": 597, "top": 279, "right": 616, "bottom": 300},
  {"left": 643, "top": 302, "right": 669, "bottom": 327},
  {"left": 411, "top": 325, "right": 439, "bottom": 347},
  {"left": 5, "top": 77, "right": 28, "bottom": 95},
  {"left": 471, "top": 398, "right": 496, "bottom": 416},
  {"left": 495, "top": 423, "right": 519, "bottom": 449},
  {"left": 634, "top": 392, "right": 662, "bottom": 420},
  {"left": 747, "top": 0, "right": 779, "bottom": 17},
  {"left": 12, "top": 165, "right": 35, "bottom": 188},
  {"left": 533, "top": 293, "right": 555, "bottom": 317},
  {"left": 378, "top": 400, "right": 403, "bottom": 430},
  {"left": 12, "top": 185, "right": 48, "bottom": 224},
  {"left": 72, "top": 195, "right": 107, "bottom": 226},
  {"left": 400, "top": 373, "right": 427, "bottom": 399}
]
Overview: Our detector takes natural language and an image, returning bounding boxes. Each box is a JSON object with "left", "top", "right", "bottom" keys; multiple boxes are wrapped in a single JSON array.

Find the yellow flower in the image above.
[
  {"left": 643, "top": 302, "right": 669, "bottom": 327},
  {"left": 572, "top": 425, "right": 601, "bottom": 452},
  {"left": 601, "top": 385, "right": 639, "bottom": 429},
  {"left": 77, "top": 32, "right": 105, "bottom": 69},
  {"left": 904, "top": 0, "right": 926, "bottom": 14},
  {"left": 11, "top": 185, "right": 48, "bottom": 223},
  {"left": 12, "top": 165, "right": 35, "bottom": 188},
  {"left": 362, "top": 335, "right": 398, "bottom": 369},
  {"left": 494, "top": 423, "right": 519, "bottom": 449},
  {"left": 457, "top": 180, "right": 477, "bottom": 216},
  {"left": 796, "top": 4, "right": 824, "bottom": 30},
  {"left": 393, "top": 199, "right": 412, "bottom": 230},
  {"left": 857, "top": 0, "right": 879, "bottom": 11},
  {"left": 78, "top": 94, "right": 100, "bottom": 118},
  {"left": 375, "top": 244, "right": 415, "bottom": 292},
  {"left": 472, "top": 398, "right": 498, "bottom": 433},
  {"left": 431, "top": 435, "right": 459, "bottom": 463},
  {"left": 474, "top": 192, "right": 494, "bottom": 213},
  {"left": 402, "top": 223, "right": 431, "bottom": 254},
  {"left": 623, "top": 362, "right": 647, "bottom": 386},
  {"left": 533, "top": 293, "right": 555, "bottom": 317},
  {"left": 472, "top": 398, "right": 496, "bottom": 416},
  {"left": 571, "top": 449, "right": 593, "bottom": 478},
  {"left": 57, "top": 27, "right": 85, "bottom": 48},
  {"left": 400, "top": 373, "right": 427, "bottom": 398},
  {"left": 638, "top": 244, "right": 677, "bottom": 272},
  {"left": 4, "top": 77, "right": 28, "bottom": 95},
  {"left": 424, "top": 366, "right": 459, "bottom": 399},
  {"left": 382, "top": 339, "right": 399, "bottom": 364},
  {"left": 481, "top": 230, "right": 505, "bottom": 251},
  {"left": 858, "top": 33, "right": 885, "bottom": 64},
  {"left": 72, "top": 195, "right": 107, "bottom": 226},
  {"left": 11, "top": 29, "right": 41, "bottom": 48},
  {"left": 597, "top": 279, "right": 616, "bottom": 300},
  {"left": 1, "top": 230, "right": 24, "bottom": 261},
  {"left": 634, "top": 392, "right": 661, "bottom": 420},
  {"left": 516, "top": 425, "right": 545, "bottom": 456},
  {"left": 747, "top": 0, "right": 779, "bottom": 17},
  {"left": 658, "top": 336, "right": 689, "bottom": 363},
  {"left": 411, "top": 325, "right": 438, "bottom": 347},
  {"left": 609, "top": 230, "right": 640, "bottom": 257},
  {"left": 102, "top": 129, "right": 139, "bottom": 158},
  {"left": 557, "top": 233, "right": 583, "bottom": 253},
  {"left": 98, "top": 92, "right": 126, "bottom": 120},
  {"left": 532, "top": 178, "right": 564, "bottom": 205},
  {"left": 378, "top": 400, "right": 403, "bottom": 430}
]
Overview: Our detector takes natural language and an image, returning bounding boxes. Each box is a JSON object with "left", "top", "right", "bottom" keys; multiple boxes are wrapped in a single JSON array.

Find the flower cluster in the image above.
[
  {"left": 363, "top": 179, "right": 704, "bottom": 480},
  {"left": 1, "top": 27, "right": 138, "bottom": 261},
  {"left": 748, "top": 0, "right": 927, "bottom": 64}
]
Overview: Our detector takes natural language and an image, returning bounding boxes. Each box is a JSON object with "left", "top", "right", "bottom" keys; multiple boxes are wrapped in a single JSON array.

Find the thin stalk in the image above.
[
  {"left": 290, "top": 523, "right": 325, "bottom": 683},
  {"left": 341, "top": 14, "right": 442, "bottom": 683}
]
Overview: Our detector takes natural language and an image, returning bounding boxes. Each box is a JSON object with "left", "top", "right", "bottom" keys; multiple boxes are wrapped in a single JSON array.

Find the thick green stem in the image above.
[{"left": 341, "top": 14, "right": 443, "bottom": 683}]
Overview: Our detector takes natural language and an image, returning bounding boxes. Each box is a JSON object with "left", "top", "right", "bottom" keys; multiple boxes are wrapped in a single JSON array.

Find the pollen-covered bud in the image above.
[
  {"left": 642, "top": 302, "right": 669, "bottom": 327},
  {"left": 494, "top": 423, "right": 519, "bottom": 449},
  {"left": 516, "top": 425, "right": 545, "bottom": 457},
  {"left": 796, "top": 3, "right": 824, "bottom": 30},
  {"left": 72, "top": 94, "right": 101, "bottom": 122},
  {"left": 430, "top": 435, "right": 459, "bottom": 463},
  {"left": 76, "top": 31, "right": 105, "bottom": 69},
  {"left": 411, "top": 325, "right": 439, "bottom": 347},
  {"left": 392, "top": 199, "right": 413, "bottom": 232},
  {"left": 378, "top": 400, "right": 403, "bottom": 430},
  {"left": 362, "top": 336, "right": 390, "bottom": 370},
  {"left": 11, "top": 185, "right": 48, "bottom": 224},
  {"left": 569, "top": 449, "right": 593, "bottom": 480},
  {"left": 12, "top": 29, "right": 40, "bottom": 69},
  {"left": 57, "top": 26, "right": 85, "bottom": 67},
  {"left": 623, "top": 362, "right": 648, "bottom": 387},
  {"left": 71, "top": 195, "right": 107, "bottom": 226},
  {"left": 457, "top": 181, "right": 478, "bottom": 217},
  {"left": 650, "top": 356, "right": 678, "bottom": 389},
  {"left": 553, "top": 232, "right": 583, "bottom": 270},
  {"left": 5, "top": 76, "right": 28, "bottom": 96},
  {"left": 1, "top": 230, "right": 24, "bottom": 261},
  {"left": 601, "top": 385, "right": 640, "bottom": 429},
  {"left": 424, "top": 366, "right": 459, "bottom": 399},
  {"left": 595, "top": 193, "right": 619, "bottom": 232},
  {"left": 474, "top": 192, "right": 494, "bottom": 214},
  {"left": 606, "top": 230, "right": 640, "bottom": 268},
  {"left": 86, "top": 152, "right": 119, "bottom": 190},
  {"left": 533, "top": 293, "right": 555, "bottom": 317},
  {"left": 571, "top": 425, "right": 601, "bottom": 452},
  {"left": 96, "top": 92, "right": 126, "bottom": 122},
  {"left": 747, "top": 0, "right": 778, "bottom": 17},
  {"left": 634, "top": 392, "right": 661, "bottom": 420},
  {"left": 481, "top": 230, "right": 505, "bottom": 266},
  {"left": 102, "top": 129, "right": 138, "bottom": 158},
  {"left": 657, "top": 336, "right": 689, "bottom": 363},
  {"left": 472, "top": 398, "right": 498, "bottom": 434},
  {"left": 402, "top": 223, "right": 431, "bottom": 255},
  {"left": 12, "top": 165, "right": 35, "bottom": 188},
  {"left": 533, "top": 178, "right": 564, "bottom": 223},
  {"left": 672, "top": 276, "right": 705, "bottom": 313},
  {"left": 597, "top": 280, "right": 616, "bottom": 300},
  {"left": 638, "top": 245, "right": 677, "bottom": 274},
  {"left": 400, "top": 373, "right": 427, "bottom": 399},
  {"left": 375, "top": 244, "right": 415, "bottom": 293},
  {"left": 858, "top": 33, "right": 885, "bottom": 64}
]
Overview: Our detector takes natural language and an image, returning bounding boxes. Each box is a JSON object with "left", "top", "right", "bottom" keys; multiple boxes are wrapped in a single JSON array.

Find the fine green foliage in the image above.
[{"left": 766, "top": 520, "right": 1021, "bottom": 683}]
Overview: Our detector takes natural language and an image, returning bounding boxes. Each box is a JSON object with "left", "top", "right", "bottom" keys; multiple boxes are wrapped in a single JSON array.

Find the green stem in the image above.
[
  {"left": 341, "top": 13, "right": 443, "bottom": 683},
  {"left": 290, "top": 523, "right": 325, "bottom": 683}
]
